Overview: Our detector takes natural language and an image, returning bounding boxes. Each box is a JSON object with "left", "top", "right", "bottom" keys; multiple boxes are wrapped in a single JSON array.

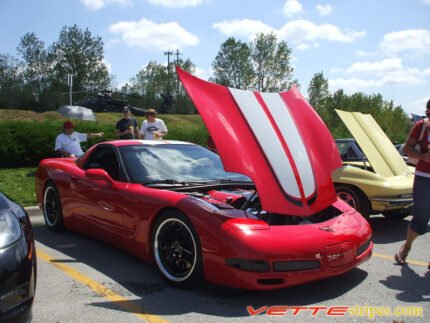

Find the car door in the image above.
[{"left": 71, "top": 145, "right": 126, "bottom": 247}]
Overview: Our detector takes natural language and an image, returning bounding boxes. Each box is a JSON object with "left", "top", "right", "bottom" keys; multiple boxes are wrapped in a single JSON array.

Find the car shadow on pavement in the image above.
[
  {"left": 379, "top": 265, "right": 430, "bottom": 303},
  {"left": 369, "top": 215, "right": 412, "bottom": 244},
  {"left": 34, "top": 224, "right": 369, "bottom": 318}
]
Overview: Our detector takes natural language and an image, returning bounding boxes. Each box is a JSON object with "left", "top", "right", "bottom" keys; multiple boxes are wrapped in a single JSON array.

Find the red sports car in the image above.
[{"left": 35, "top": 69, "right": 372, "bottom": 290}]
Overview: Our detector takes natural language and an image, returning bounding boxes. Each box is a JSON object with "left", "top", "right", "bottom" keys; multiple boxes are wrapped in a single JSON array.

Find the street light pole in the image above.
[{"left": 67, "top": 74, "right": 73, "bottom": 105}]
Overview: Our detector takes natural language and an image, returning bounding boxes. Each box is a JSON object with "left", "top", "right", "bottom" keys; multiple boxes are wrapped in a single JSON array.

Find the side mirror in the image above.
[{"left": 85, "top": 169, "right": 114, "bottom": 185}]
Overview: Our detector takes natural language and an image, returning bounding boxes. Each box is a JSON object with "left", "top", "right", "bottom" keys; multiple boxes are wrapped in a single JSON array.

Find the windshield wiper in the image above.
[{"left": 143, "top": 179, "right": 187, "bottom": 185}]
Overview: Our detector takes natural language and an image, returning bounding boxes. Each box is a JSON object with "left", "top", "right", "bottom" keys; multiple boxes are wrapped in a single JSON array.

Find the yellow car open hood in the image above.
[{"left": 336, "top": 110, "right": 411, "bottom": 177}]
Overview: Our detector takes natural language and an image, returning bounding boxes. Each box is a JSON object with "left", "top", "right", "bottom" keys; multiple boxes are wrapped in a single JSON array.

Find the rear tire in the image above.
[
  {"left": 335, "top": 184, "right": 371, "bottom": 220},
  {"left": 43, "top": 182, "right": 64, "bottom": 231},
  {"left": 152, "top": 210, "right": 203, "bottom": 288}
]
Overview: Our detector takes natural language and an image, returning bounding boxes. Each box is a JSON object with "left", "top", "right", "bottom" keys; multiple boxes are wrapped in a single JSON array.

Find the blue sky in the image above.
[{"left": 1, "top": 0, "right": 429, "bottom": 115}]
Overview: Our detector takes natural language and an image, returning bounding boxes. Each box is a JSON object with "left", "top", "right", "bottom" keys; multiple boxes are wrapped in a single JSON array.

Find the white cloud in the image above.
[
  {"left": 423, "top": 68, "right": 430, "bottom": 77},
  {"left": 212, "top": 19, "right": 274, "bottom": 39},
  {"left": 380, "top": 29, "right": 430, "bottom": 57},
  {"left": 329, "top": 70, "right": 422, "bottom": 93},
  {"left": 295, "top": 43, "right": 310, "bottom": 50},
  {"left": 278, "top": 20, "right": 365, "bottom": 43},
  {"left": 109, "top": 18, "right": 199, "bottom": 51},
  {"left": 283, "top": 0, "right": 304, "bottom": 18},
  {"left": 81, "top": 0, "right": 131, "bottom": 10},
  {"left": 356, "top": 50, "right": 377, "bottom": 57},
  {"left": 346, "top": 58, "right": 403, "bottom": 74},
  {"left": 316, "top": 4, "right": 333, "bottom": 16},
  {"left": 421, "top": 0, "right": 430, "bottom": 5},
  {"left": 147, "top": 0, "right": 203, "bottom": 8},
  {"left": 213, "top": 19, "right": 365, "bottom": 44},
  {"left": 194, "top": 67, "right": 211, "bottom": 80}
]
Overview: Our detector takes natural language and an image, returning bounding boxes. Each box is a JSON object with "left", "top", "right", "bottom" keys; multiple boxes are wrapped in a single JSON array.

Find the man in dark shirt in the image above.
[{"left": 115, "top": 106, "right": 139, "bottom": 139}]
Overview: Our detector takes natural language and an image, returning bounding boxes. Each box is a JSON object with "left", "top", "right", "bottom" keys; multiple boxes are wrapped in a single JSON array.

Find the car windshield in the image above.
[{"left": 119, "top": 144, "right": 252, "bottom": 184}]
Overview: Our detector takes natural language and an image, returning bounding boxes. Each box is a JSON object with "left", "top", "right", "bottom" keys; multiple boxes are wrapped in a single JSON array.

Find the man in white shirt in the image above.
[
  {"left": 139, "top": 109, "right": 168, "bottom": 140},
  {"left": 55, "top": 121, "right": 103, "bottom": 157}
]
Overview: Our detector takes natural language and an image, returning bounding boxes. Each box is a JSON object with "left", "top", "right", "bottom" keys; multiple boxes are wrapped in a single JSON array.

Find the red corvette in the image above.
[{"left": 35, "top": 69, "right": 372, "bottom": 290}]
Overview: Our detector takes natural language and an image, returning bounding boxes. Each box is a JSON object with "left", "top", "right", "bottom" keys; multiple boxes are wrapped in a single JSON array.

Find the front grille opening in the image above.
[
  {"left": 264, "top": 205, "right": 342, "bottom": 225},
  {"left": 257, "top": 278, "right": 284, "bottom": 285},
  {"left": 273, "top": 260, "right": 321, "bottom": 272}
]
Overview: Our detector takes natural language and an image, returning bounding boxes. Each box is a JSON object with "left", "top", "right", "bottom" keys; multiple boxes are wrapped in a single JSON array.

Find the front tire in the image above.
[
  {"left": 335, "top": 184, "right": 371, "bottom": 220},
  {"left": 152, "top": 210, "right": 203, "bottom": 288},
  {"left": 43, "top": 182, "right": 64, "bottom": 231}
]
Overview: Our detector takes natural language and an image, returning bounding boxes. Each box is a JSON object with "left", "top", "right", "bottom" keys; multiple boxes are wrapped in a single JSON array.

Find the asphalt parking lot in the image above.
[{"left": 29, "top": 211, "right": 429, "bottom": 323}]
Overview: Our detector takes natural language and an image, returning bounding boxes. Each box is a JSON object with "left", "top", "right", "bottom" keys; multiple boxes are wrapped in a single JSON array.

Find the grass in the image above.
[{"left": 0, "top": 167, "right": 37, "bottom": 206}]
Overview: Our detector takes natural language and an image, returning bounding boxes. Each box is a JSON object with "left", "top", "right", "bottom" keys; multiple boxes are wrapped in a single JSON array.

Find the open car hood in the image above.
[
  {"left": 335, "top": 109, "right": 411, "bottom": 177},
  {"left": 177, "top": 67, "right": 342, "bottom": 216}
]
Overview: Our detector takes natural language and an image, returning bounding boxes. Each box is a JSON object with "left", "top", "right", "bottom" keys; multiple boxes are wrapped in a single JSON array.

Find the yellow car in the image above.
[{"left": 332, "top": 110, "right": 414, "bottom": 220}]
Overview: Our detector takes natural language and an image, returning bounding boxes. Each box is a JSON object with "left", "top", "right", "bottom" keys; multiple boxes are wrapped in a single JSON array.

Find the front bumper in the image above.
[{"left": 370, "top": 195, "right": 413, "bottom": 212}]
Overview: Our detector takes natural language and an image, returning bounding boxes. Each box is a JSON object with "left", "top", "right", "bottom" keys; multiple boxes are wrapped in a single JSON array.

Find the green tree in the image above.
[
  {"left": 250, "top": 32, "right": 294, "bottom": 92},
  {"left": 307, "top": 71, "right": 329, "bottom": 113},
  {"left": 17, "top": 32, "right": 49, "bottom": 106},
  {"left": 211, "top": 37, "right": 254, "bottom": 89},
  {"left": 49, "top": 24, "right": 111, "bottom": 94}
]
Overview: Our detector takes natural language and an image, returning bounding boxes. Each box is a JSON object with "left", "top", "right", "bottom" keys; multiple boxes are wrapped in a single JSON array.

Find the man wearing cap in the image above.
[
  {"left": 115, "top": 106, "right": 140, "bottom": 139},
  {"left": 139, "top": 109, "right": 168, "bottom": 140},
  {"left": 55, "top": 121, "right": 103, "bottom": 158}
]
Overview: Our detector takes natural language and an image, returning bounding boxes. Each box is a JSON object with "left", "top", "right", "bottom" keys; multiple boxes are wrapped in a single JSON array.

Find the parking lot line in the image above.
[
  {"left": 373, "top": 252, "right": 429, "bottom": 267},
  {"left": 37, "top": 249, "right": 169, "bottom": 323}
]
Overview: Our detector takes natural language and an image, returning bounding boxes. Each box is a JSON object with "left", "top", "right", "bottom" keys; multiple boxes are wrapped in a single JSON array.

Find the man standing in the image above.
[
  {"left": 115, "top": 106, "right": 140, "bottom": 139},
  {"left": 55, "top": 121, "right": 103, "bottom": 158},
  {"left": 139, "top": 109, "right": 168, "bottom": 140}
]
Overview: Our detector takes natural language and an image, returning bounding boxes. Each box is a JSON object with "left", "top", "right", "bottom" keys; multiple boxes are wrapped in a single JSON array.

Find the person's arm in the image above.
[
  {"left": 56, "top": 149, "right": 75, "bottom": 158},
  {"left": 157, "top": 119, "right": 168, "bottom": 138},
  {"left": 87, "top": 132, "right": 104, "bottom": 138},
  {"left": 133, "top": 119, "right": 140, "bottom": 139},
  {"left": 139, "top": 122, "right": 145, "bottom": 139}
]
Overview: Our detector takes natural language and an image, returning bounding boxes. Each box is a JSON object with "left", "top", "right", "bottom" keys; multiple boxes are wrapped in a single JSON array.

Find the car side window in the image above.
[{"left": 83, "top": 146, "right": 124, "bottom": 182}]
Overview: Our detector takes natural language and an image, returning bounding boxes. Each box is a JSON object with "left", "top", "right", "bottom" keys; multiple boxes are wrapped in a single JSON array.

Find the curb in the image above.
[{"left": 25, "top": 206, "right": 41, "bottom": 217}]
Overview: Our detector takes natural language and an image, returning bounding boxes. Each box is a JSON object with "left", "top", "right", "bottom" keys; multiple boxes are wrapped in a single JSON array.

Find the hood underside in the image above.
[
  {"left": 177, "top": 67, "right": 342, "bottom": 216},
  {"left": 335, "top": 109, "right": 411, "bottom": 177}
]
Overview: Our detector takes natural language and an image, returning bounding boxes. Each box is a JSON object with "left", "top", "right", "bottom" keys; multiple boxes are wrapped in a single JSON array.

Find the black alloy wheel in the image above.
[
  {"left": 152, "top": 210, "right": 203, "bottom": 288},
  {"left": 43, "top": 182, "right": 64, "bottom": 231}
]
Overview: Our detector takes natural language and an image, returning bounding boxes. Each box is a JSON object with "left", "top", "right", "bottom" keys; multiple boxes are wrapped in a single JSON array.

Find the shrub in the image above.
[{"left": 0, "top": 114, "right": 209, "bottom": 167}]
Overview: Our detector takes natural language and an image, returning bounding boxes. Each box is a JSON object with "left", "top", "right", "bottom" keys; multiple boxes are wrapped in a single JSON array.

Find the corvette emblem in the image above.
[{"left": 319, "top": 226, "right": 334, "bottom": 232}]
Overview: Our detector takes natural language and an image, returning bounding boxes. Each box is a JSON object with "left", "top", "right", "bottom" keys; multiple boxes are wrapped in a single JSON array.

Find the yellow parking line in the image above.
[
  {"left": 373, "top": 252, "right": 429, "bottom": 267},
  {"left": 37, "top": 249, "right": 168, "bottom": 323}
]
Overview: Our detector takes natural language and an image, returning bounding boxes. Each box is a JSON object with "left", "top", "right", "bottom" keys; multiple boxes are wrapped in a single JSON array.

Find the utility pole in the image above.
[
  {"left": 175, "top": 49, "right": 182, "bottom": 96},
  {"left": 164, "top": 50, "right": 173, "bottom": 94},
  {"left": 67, "top": 74, "right": 73, "bottom": 105}
]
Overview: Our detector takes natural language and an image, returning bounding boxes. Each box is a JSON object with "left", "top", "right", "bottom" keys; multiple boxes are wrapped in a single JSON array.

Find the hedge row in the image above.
[{"left": 0, "top": 118, "right": 209, "bottom": 167}]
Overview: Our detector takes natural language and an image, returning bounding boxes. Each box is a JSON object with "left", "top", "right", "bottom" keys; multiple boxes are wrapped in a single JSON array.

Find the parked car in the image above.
[
  {"left": 34, "top": 69, "right": 372, "bottom": 291},
  {"left": 0, "top": 193, "right": 36, "bottom": 323},
  {"left": 333, "top": 110, "right": 414, "bottom": 220}
]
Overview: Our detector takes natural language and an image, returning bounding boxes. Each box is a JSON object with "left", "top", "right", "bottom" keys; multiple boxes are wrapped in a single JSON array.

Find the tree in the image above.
[
  {"left": 250, "top": 32, "right": 294, "bottom": 92},
  {"left": 49, "top": 25, "right": 111, "bottom": 94},
  {"left": 17, "top": 32, "right": 49, "bottom": 105},
  {"left": 211, "top": 37, "right": 254, "bottom": 89},
  {"left": 307, "top": 71, "right": 329, "bottom": 112},
  {"left": 129, "top": 58, "right": 196, "bottom": 113}
]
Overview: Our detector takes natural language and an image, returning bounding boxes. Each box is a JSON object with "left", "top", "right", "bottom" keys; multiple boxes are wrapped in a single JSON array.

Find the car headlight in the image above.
[{"left": 0, "top": 210, "right": 22, "bottom": 249}]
